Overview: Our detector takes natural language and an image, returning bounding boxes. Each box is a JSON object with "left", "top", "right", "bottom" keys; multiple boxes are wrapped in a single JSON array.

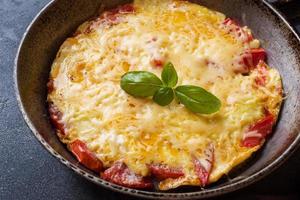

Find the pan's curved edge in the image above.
[
  {"left": 234, "top": 0, "right": 300, "bottom": 191},
  {"left": 13, "top": 0, "right": 300, "bottom": 199},
  {"left": 263, "top": 0, "right": 300, "bottom": 40}
]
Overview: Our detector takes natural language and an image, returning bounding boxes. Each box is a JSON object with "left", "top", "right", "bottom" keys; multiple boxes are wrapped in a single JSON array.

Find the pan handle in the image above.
[{"left": 265, "top": 0, "right": 294, "bottom": 4}]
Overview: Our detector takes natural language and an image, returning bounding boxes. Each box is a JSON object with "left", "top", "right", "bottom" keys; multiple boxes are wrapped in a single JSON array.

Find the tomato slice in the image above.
[
  {"left": 223, "top": 18, "right": 253, "bottom": 43},
  {"left": 254, "top": 60, "right": 268, "bottom": 86},
  {"left": 238, "top": 48, "right": 266, "bottom": 75},
  {"left": 47, "top": 79, "right": 54, "bottom": 93},
  {"left": 241, "top": 136, "right": 262, "bottom": 148},
  {"left": 48, "top": 104, "right": 66, "bottom": 136},
  {"left": 249, "top": 113, "right": 274, "bottom": 137},
  {"left": 241, "top": 113, "right": 275, "bottom": 148},
  {"left": 251, "top": 48, "right": 266, "bottom": 67},
  {"left": 151, "top": 59, "right": 164, "bottom": 68},
  {"left": 103, "top": 4, "right": 134, "bottom": 22},
  {"left": 223, "top": 18, "right": 239, "bottom": 26},
  {"left": 242, "top": 48, "right": 266, "bottom": 69},
  {"left": 102, "top": 161, "right": 153, "bottom": 189},
  {"left": 223, "top": 18, "right": 267, "bottom": 74},
  {"left": 115, "top": 3, "right": 135, "bottom": 14},
  {"left": 69, "top": 140, "right": 103, "bottom": 172},
  {"left": 148, "top": 164, "right": 184, "bottom": 180},
  {"left": 86, "top": 4, "right": 135, "bottom": 33},
  {"left": 193, "top": 144, "right": 214, "bottom": 187}
]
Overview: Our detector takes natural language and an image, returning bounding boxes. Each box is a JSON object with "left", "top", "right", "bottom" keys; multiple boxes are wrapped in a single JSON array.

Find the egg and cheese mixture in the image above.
[{"left": 48, "top": 0, "right": 283, "bottom": 190}]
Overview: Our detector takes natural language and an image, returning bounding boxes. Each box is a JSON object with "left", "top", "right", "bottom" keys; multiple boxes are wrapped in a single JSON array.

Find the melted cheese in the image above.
[{"left": 48, "top": 0, "right": 283, "bottom": 190}]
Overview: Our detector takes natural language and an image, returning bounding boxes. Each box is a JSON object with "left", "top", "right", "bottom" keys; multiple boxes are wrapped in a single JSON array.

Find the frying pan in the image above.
[{"left": 14, "top": 0, "right": 300, "bottom": 199}]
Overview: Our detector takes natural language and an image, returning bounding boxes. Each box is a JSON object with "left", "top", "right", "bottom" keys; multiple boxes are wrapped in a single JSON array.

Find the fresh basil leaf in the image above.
[
  {"left": 153, "top": 87, "right": 174, "bottom": 106},
  {"left": 161, "top": 62, "right": 178, "bottom": 87},
  {"left": 121, "top": 71, "right": 163, "bottom": 97},
  {"left": 175, "top": 85, "right": 221, "bottom": 114}
]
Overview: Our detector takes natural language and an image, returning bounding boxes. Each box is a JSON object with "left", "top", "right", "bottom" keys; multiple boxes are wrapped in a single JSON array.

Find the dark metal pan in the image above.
[{"left": 14, "top": 0, "right": 300, "bottom": 199}]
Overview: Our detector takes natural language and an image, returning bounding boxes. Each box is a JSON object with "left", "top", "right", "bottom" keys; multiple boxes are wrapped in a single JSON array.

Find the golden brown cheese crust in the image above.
[{"left": 47, "top": 0, "right": 283, "bottom": 190}]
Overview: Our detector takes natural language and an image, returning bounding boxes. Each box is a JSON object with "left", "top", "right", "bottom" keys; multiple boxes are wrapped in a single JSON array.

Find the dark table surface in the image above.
[{"left": 1, "top": 0, "right": 300, "bottom": 199}]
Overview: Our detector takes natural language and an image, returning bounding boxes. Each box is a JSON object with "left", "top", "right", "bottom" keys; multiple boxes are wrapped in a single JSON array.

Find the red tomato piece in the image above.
[
  {"left": 249, "top": 113, "right": 274, "bottom": 137},
  {"left": 241, "top": 136, "right": 262, "bottom": 148},
  {"left": 223, "top": 18, "right": 239, "bottom": 26},
  {"left": 48, "top": 104, "right": 66, "bottom": 136},
  {"left": 151, "top": 59, "right": 164, "bottom": 68},
  {"left": 193, "top": 144, "right": 214, "bottom": 187},
  {"left": 69, "top": 140, "right": 103, "bottom": 172},
  {"left": 148, "top": 164, "right": 184, "bottom": 180},
  {"left": 86, "top": 4, "right": 135, "bottom": 33},
  {"left": 251, "top": 48, "right": 267, "bottom": 67},
  {"left": 102, "top": 161, "right": 153, "bottom": 189},
  {"left": 102, "top": 12, "right": 118, "bottom": 24},
  {"left": 116, "top": 4, "right": 135, "bottom": 14},
  {"left": 241, "top": 113, "right": 275, "bottom": 148},
  {"left": 103, "top": 4, "right": 135, "bottom": 23},
  {"left": 239, "top": 49, "right": 267, "bottom": 74},
  {"left": 223, "top": 18, "right": 253, "bottom": 43},
  {"left": 254, "top": 61, "right": 268, "bottom": 86},
  {"left": 47, "top": 79, "right": 54, "bottom": 93},
  {"left": 237, "top": 50, "right": 253, "bottom": 74}
]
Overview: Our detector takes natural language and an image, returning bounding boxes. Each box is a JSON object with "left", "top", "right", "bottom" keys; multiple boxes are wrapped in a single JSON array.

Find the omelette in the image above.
[{"left": 47, "top": 0, "right": 283, "bottom": 190}]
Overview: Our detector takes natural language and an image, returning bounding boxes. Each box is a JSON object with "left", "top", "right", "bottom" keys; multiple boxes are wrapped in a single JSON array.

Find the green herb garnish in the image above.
[
  {"left": 161, "top": 62, "right": 178, "bottom": 87},
  {"left": 120, "top": 71, "right": 163, "bottom": 97},
  {"left": 120, "top": 62, "right": 221, "bottom": 114},
  {"left": 175, "top": 85, "right": 221, "bottom": 114},
  {"left": 153, "top": 87, "right": 174, "bottom": 106}
]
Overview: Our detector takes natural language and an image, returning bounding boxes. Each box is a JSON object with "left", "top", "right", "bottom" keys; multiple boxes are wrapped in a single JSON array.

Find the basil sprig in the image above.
[
  {"left": 175, "top": 85, "right": 221, "bottom": 114},
  {"left": 120, "top": 62, "right": 221, "bottom": 114},
  {"left": 120, "top": 71, "right": 162, "bottom": 97},
  {"left": 153, "top": 87, "right": 174, "bottom": 106},
  {"left": 161, "top": 62, "right": 178, "bottom": 87}
]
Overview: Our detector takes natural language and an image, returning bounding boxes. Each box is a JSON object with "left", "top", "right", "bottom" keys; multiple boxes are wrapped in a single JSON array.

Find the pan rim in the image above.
[{"left": 13, "top": 0, "right": 300, "bottom": 199}]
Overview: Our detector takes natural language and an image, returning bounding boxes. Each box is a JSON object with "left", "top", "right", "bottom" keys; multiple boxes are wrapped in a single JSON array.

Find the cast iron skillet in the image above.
[{"left": 14, "top": 0, "right": 300, "bottom": 199}]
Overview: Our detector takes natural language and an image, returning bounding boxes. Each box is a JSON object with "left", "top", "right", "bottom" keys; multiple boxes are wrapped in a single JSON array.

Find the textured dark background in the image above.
[{"left": 0, "top": 0, "right": 300, "bottom": 199}]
